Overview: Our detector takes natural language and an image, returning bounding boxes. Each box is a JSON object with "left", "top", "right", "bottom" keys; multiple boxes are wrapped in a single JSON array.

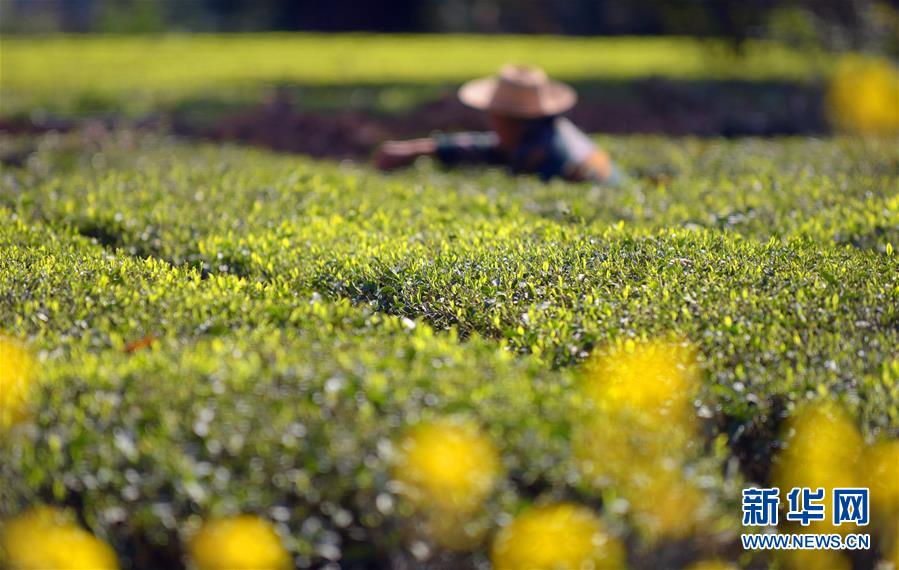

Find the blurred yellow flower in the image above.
[
  {"left": 774, "top": 401, "right": 864, "bottom": 490},
  {"left": 776, "top": 405, "right": 899, "bottom": 562},
  {"left": 865, "top": 438, "right": 899, "bottom": 564},
  {"left": 0, "top": 336, "right": 36, "bottom": 430},
  {"left": 781, "top": 548, "right": 851, "bottom": 570},
  {"left": 827, "top": 55, "right": 899, "bottom": 135},
  {"left": 686, "top": 561, "right": 738, "bottom": 570},
  {"left": 189, "top": 515, "right": 290, "bottom": 570},
  {"left": 576, "top": 339, "right": 699, "bottom": 481},
  {"left": 575, "top": 339, "right": 707, "bottom": 540},
  {"left": 583, "top": 339, "right": 698, "bottom": 424},
  {"left": 491, "top": 503, "right": 625, "bottom": 570},
  {"left": 774, "top": 402, "right": 864, "bottom": 534},
  {"left": 1, "top": 506, "right": 118, "bottom": 570},
  {"left": 575, "top": 409, "right": 693, "bottom": 489},
  {"left": 865, "top": 439, "right": 899, "bottom": 520},
  {"left": 628, "top": 473, "right": 706, "bottom": 540},
  {"left": 394, "top": 419, "right": 500, "bottom": 515}
]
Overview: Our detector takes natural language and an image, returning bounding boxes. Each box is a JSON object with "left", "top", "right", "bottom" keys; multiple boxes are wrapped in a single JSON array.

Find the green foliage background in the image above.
[{"left": 0, "top": 35, "right": 829, "bottom": 117}]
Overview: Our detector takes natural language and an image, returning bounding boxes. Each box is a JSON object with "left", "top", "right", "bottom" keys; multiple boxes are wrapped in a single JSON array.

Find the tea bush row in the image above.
[
  {"left": 1, "top": 214, "right": 612, "bottom": 566},
  {"left": 1, "top": 133, "right": 896, "bottom": 567},
  {"left": 4, "top": 134, "right": 897, "bottom": 437},
  {"left": 6, "top": 134, "right": 895, "bottom": 256}
]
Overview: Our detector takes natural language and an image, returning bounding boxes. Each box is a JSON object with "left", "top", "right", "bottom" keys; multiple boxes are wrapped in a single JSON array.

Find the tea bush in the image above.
[
  {"left": 0, "top": 214, "right": 591, "bottom": 567},
  {"left": 1, "top": 131, "right": 897, "bottom": 568}
]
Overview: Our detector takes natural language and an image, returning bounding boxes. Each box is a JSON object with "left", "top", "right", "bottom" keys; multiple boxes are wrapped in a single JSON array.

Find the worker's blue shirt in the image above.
[{"left": 434, "top": 117, "right": 622, "bottom": 184}]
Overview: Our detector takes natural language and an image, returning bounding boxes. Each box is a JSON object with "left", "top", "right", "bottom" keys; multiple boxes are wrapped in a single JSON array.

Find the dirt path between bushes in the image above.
[{"left": 1, "top": 79, "right": 829, "bottom": 162}]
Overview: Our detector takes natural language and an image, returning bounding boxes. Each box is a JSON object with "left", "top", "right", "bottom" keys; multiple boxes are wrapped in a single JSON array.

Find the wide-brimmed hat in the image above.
[{"left": 458, "top": 65, "right": 577, "bottom": 118}]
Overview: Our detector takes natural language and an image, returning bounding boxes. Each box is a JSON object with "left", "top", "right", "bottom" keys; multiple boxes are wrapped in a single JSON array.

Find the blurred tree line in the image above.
[{"left": 2, "top": 0, "right": 897, "bottom": 55}]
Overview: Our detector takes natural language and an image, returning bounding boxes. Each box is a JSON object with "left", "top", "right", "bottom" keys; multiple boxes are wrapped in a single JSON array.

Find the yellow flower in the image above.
[
  {"left": 781, "top": 548, "right": 851, "bottom": 570},
  {"left": 774, "top": 402, "right": 863, "bottom": 490},
  {"left": 827, "top": 55, "right": 899, "bottom": 135},
  {"left": 491, "top": 503, "right": 625, "bottom": 570},
  {"left": 865, "top": 439, "right": 899, "bottom": 520},
  {"left": 576, "top": 339, "right": 699, "bottom": 484},
  {"left": 575, "top": 409, "right": 693, "bottom": 489},
  {"left": 583, "top": 339, "right": 698, "bottom": 424},
  {"left": 0, "top": 336, "right": 36, "bottom": 430},
  {"left": 189, "top": 515, "right": 290, "bottom": 570},
  {"left": 686, "top": 561, "right": 738, "bottom": 570},
  {"left": 628, "top": 473, "right": 706, "bottom": 540},
  {"left": 394, "top": 419, "right": 500, "bottom": 515},
  {"left": 575, "top": 339, "right": 706, "bottom": 540},
  {"left": 865, "top": 439, "right": 899, "bottom": 563},
  {"left": 1, "top": 506, "right": 118, "bottom": 570},
  {"left": 773, "top": 402, "right": 864, "bottom": 534}
]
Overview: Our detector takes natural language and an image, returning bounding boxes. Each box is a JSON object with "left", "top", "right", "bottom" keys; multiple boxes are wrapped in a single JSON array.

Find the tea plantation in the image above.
[
  {"left": 1, "top": 130, "right": 897, "bottom": 568},
  {"left": 1, "top": 33, "right": 898, "bottom": 570}
]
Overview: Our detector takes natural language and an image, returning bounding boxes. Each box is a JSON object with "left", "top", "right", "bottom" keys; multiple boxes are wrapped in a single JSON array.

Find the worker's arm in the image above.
[
  {"left": 373, "top": 138, "right": 437, "bottom": 171},
  {"left": 373, "top": 132, "right": 503, "bottom": 172}
]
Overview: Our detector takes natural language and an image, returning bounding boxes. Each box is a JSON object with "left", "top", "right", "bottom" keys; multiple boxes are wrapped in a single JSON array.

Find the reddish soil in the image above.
[
  {"left": 2, "top": 80, "right": 828, "bottom": 162},
  {"left": 175, "top": 93, "right": 489, "bottom": 160},
  {"left": 179, "top": 80, "right": 827, "bottom": 160}
]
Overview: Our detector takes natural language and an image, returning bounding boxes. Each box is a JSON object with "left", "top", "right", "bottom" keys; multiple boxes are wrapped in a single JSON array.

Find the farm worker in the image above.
[{"left": 374, "top": 64, "right": 622, "bottom": 185}]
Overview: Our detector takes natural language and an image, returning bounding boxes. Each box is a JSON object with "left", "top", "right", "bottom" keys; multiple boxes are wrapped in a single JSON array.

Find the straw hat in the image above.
[{"left": 458, "top": 65, "right": 577, "bottom": 118}]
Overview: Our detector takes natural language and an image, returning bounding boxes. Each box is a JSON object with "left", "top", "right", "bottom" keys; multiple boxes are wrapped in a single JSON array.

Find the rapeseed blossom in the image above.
[
  {"left": 393, "top": 419, "right": 501, "bottom": 549},
  {"left": 394, "top": 419, "right": 500, "bottom": 514},
  {"left": 582, "top": 339, "right": 697, "bottom": 424},
  {"left": 686, "top": 561, "right": 738, "bottom": 570},
  {"left": 827, "top": 55, "right": 899, "bottom": 135},
  {"left": 866, "top": 439, "right": 899, "bottom": 520},
  {"left": 865, "top": 439, "right": 899, "bottom": 564},
  {"left": 491, "top": 503, "right": 624, "bottom": 570},
  {"left": 1, "top": 506, "right": 118, "bottom": 570},
  {"left": 775, "top": 403, "right": 899, "bottom": 565},
  {"left": 773, "top": 402, "right": 863, "bottom": 535},
  {"left": 781, "top": 549, "right": 851, "bottom": 570},
  {"left": 575, "top": 339, "right": 707, "bottom": 539},
  {"left": 189, "top": 515, "right": 290, "bottom": 570}
]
